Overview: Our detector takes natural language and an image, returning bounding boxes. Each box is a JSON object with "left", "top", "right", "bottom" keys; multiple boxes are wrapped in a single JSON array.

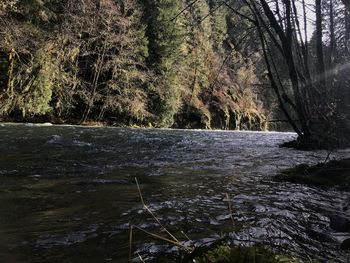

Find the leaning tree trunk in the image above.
[{"left": 258, "top": 0, "right": 311, "bottom": 139}]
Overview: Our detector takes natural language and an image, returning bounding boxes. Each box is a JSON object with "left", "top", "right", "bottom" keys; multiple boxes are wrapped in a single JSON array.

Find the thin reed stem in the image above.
[
  {"left": 135, "top": 177, "right": 180, "bottom": 243},
  {"left": 128, "top": 225, "right": 133, "bottom": 263},
  {"left": 132, "top": 225, "right": 193, "bottom": 253}
]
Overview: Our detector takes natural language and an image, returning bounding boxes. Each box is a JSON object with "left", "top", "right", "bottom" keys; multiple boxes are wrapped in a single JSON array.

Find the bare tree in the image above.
[
  {"left": 237, "top": 0, "right": 350, "bottom": 148},
  {"left": 59, "top": 0, "right": 151, "bottom": 124}
]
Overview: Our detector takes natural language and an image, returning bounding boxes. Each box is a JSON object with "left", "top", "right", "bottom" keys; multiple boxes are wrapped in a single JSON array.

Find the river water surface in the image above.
[{"left": 1, "top": 124, "right": 350, "bottom": 262}]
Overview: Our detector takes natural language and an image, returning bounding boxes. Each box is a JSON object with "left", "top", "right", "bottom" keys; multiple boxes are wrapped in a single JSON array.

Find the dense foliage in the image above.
[
  {"left": 0, "top": 0, "right": 267, "bottom": 129},
  {"left": 1, "top": 0, "right": 349, "bottom": 146}
]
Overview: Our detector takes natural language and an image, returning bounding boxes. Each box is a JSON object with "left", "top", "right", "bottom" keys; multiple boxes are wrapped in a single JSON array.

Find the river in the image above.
[{"left": 1, "top": 124, "right": 350, "bottom": 262}]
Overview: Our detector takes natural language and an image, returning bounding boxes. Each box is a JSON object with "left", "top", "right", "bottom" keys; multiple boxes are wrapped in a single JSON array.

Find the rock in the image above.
[
  {"left": 329, "top": 215, "right": 350, "bottom": 232},
  {"left": 340, "top": 238, "right": 350, "bottom": 250},
  {"left": 307, "top": 229, "right": 333, "bottom": 243}
]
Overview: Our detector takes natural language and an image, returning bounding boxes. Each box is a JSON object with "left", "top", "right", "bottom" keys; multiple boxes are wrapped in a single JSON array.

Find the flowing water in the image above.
[{"left": 1, "top": 124, "right": 350, "bottom": 262}]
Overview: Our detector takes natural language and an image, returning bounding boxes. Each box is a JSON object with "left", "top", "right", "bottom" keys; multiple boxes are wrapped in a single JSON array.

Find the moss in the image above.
[
  {"left": 275, "top": 159, "right": 350, "bottom": 189},
  {"left": 195, "top": 246, "right": 283, "bottom": 263},
  {"left": 153, "top": 245, "right": 308, "bottom": 263}
]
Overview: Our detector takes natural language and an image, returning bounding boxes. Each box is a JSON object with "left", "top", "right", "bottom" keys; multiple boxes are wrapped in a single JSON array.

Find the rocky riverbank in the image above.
[{"left": 275, "top": 159, "right": 350, "bottom": 190}]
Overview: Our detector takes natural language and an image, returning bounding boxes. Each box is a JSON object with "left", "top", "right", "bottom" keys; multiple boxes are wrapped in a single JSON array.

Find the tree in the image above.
[
  {"left": 59, "top": 0, "right": 151, "bottom": 124},
  {"left": 144, "top": 0, "right": 185, "bottom": 127},
  {"left": 0, "top": 0, "right": 58, "bottom": 117},
  {"left": 0, "top": 0, "right": 271, "bottom": 130},
  {"left": 240, "top": 0, "right": 350, "bottom": 148},
  {"left": 173, "top": 0, "right": 265, "bottom": 130}
]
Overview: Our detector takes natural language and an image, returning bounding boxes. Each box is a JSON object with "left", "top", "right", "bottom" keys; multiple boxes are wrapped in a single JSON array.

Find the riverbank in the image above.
[
  {"left": 152, "top": 245, "right": 305, "bottom": 263},
  {"left": 0, "top": 110, "right": 296, "bottom": 132},
  {"left": 275, "top": 159, "right": 350, "bottom": 190},
  {"left": 0, "top": 116, "right": 121, "bottom": 128}
]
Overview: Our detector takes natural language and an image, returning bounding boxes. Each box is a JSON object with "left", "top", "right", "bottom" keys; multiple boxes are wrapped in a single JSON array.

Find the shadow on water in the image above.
[{"left": 1, "top": 124, "right": 350, "bottom": 262}]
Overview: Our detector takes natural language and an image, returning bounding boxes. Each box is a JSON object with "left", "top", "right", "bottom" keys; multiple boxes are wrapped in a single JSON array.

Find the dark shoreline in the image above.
[
  {"left": 0, "top": 119, "right": 294, "bottom": 133},
  {"left": 275, "top": 159, "right": 350, "bottom": 190}
]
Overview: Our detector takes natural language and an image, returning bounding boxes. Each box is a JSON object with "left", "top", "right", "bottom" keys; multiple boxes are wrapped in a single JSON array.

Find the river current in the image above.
[{"left": 1, "top": 124, "right": 350, "bottom": 262}]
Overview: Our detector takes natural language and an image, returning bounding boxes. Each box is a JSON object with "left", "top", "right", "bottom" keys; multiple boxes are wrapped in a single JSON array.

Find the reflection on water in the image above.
[{"left": 0, "top": 124, "right": 350, "bottom": 262}]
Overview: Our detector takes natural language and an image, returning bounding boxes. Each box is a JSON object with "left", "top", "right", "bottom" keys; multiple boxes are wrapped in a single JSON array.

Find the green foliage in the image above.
[
  {"left": 177, "top": 0, "right": 213, "bottom": 128},
  {"left": 154, "top": 245, "right": 306, "bottom": 263},
  {"left": 12, "top": 0, "right": 59, "bottom": 25},
  {"left": 20, "top": 47, "right": 55, "bottom": 116},
  {"left": 0, "top": 0, "right": 18, "bottom": 14},
  {"left": 145, "top": 0, "right": 184, "bottom": 71},
  {"left": 0, "top": 45, "right": 56, "bottom": 117},
  {"left": 55, "top": 0, "right": 151, "bottom": 123},
  {"left": 97, "top": 0, "right": 151, "bottom": 123},
  {"left": 0, "top": 0, "right": 267, "bottom": 130},
  {"left": 144, "top": 0, "right": 185, "bottom": 127},
  {"left": 195, "top": 246, "right": 281, "bottom": 263},
  {"left": 209, "top": 3, "right": 228, "bottom": 52}
]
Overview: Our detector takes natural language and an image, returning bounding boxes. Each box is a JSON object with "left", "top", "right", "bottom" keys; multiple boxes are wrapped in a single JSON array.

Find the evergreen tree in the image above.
[
  {"left": 0, "top": 0, "right": 268, "bottom": 130},
  {"left": 178, "top": 0, "right": 213, "bottom": 128},
  {"left": 144, "top": 0, "right": 185, "bottom": 127},
  {"left": 208, "top": 1, "right": 228, "bottom": 53}
]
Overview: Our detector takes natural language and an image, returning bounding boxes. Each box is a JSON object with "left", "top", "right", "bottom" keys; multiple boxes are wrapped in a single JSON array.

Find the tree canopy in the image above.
[{"left": 0, "top": 0, "right": 349, "bottom": 148}]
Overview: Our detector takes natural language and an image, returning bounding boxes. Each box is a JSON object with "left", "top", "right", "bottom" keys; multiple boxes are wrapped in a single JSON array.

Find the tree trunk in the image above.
[
  {"left": 7, "top": 48, "right": 15, "bottom": 96},
  {"left": 346, "top": 10, "right": 350, "bottom": 43},
  {"left": 315, "top": 0, "right": 325, "bottom": 84},
  {"left": 329, "top": 0, "right": 336, "bottom": 64},
  {"left": 258, "top": 0, "right": 310, "bottom": 138}
]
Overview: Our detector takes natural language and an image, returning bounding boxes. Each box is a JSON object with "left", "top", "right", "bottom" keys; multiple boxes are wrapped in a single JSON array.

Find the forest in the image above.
[
  {"left": 0, "top": 0, "right": 343, "bottom": 133},
  {"left": 1, "top": 0, "right": 349, "bottom": 148},
  {"left": 1, "top": 1, "right": 350, "bottom": 262},
  {"left": 0, "top": 0, "right": 270, "bottom": 131}
]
